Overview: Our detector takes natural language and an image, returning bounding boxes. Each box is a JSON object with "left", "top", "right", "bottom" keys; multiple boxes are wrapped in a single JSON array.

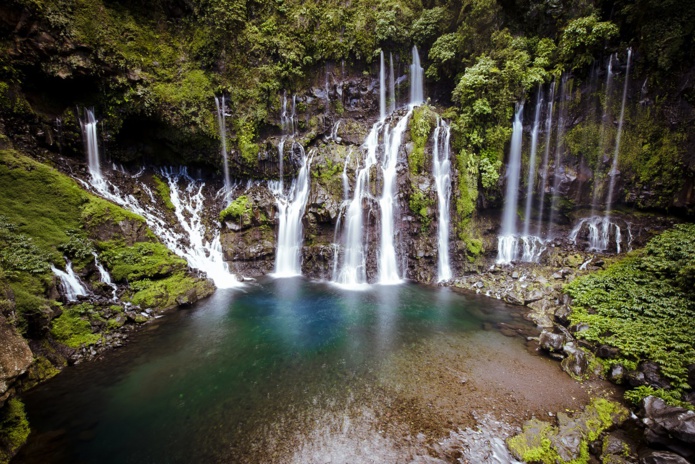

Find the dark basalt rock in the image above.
[
  {"left": 641, "top": 396, "right": 695, "bottom": 460},
  {"left": 628, "top": 362, "right": 671, "bottom": 389},
  {"left": 597, "top": 345, "right": 621, "bottom": 359},
  {"left": 608, "top": 364, "right": 628, "bottom": 384},
  {"left": 639, "top": 450, "right": 691, "bottom": 464},
  {"left": 539, "top": 330, "right": 565, "bottom": 352}
]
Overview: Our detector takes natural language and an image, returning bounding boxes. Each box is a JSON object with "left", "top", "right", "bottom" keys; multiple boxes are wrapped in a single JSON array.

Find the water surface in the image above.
[{"left": 16, "top": 278, "right": 584, "bottom": 463}]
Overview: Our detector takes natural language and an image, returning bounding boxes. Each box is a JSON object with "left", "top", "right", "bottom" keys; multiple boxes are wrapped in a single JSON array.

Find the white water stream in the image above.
[
  {"left": 432, "top": 118, "right": 452, "bottom": 282},
  {"left": 51, "top": 260, "right": 88, "bottom": 302}
]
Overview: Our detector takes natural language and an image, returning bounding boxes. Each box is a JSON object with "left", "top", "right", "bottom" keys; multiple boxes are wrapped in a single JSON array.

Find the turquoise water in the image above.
[{"left": 16, "top": 278, "right": 530, "bottom": 463}]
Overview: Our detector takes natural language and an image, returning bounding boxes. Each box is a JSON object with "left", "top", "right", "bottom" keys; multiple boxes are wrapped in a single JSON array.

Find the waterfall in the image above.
[
  {"left": 93, "top": 252, "right": 117, "bottom": 300},
  {"left": 590, "top": 54, "right": 615, "bottom": 216},
  {"left": 409, "top": 46, "right": 424, "bottom": 106},
  {"left": 569, "top": 216, "right": 623, "bottom": 253},
  {"left": 341, "top": 149, "right": 351, "bottom": 201},
  {"left": 536, "top": 81, "right": 555, "bottom": 236},
  {"left": 281, "top": 92, "right": 297, "bottom": 135},
  {"left": 333, "top": 121, "right": 382, "bottom": 288},
  {"left": 389, "top": 53, "right": 396, "bottom": 114},
  {"left": 380, "top": 51, "right": 387, "bottom": 120},
  {"left": 214, "top": 96, "right": 231, "bottom": 192},
  {"left": 271, "top": 146, "right": 312, "bottom": 277},
  {"left": 496, "top": 103, "right": 524, "bottom": 264},
  {"left": 433, "top": 118, "right": 452, "bottom": 282},
  {"left": 605, "top": 49, "right": 632, "bottom": 217},
  {"left": 51, "top": 260, "right": 88, "bottom": 302},
  {"left": 522, "top": 91, "right": 543, "bottom": 237},
  {"left": 79, "top": 109, "right": 104, "bottom": 188},
  {"left": 82, "top": 164, "right": 242, "bottom": 288},
  {"left": 378, "top": 110, "right": 412, "bottom": 284},
  {"left": 548, "top": 76, "right": 569, "bottom": 236}
]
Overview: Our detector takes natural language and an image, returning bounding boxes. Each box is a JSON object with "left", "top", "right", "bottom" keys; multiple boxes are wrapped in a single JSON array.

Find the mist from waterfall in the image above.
[{"left": 433, "top": 118, "right": 452, "bottom": 281}]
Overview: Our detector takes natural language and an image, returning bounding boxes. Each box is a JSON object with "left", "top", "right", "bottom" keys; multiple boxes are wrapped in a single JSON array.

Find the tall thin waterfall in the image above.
[
  {"left": 410, "top": 46, "right": 424, "bottom": 106},
  {"left": 214, "top": 96, "right": 231, "bottom": 192},
  {"left": 496, "top": 103, "right": 524, "bottom": 264},
  {"left": 433, "top": 118, "right": 452, "bottom": 281},
  {"left": 333, "top": 122, "right": 382, "bottom": 287},
  {"left": 51, "top": 260, "right": 88, "bottom": 301},
  {"left": 605, "top": 49, "right": 631, "bottom": 217},
  {"left": 378, "top": 109, "right": 412, "bottom": 284},
  {"left": 591, "top": 54, "right": 615, "bottom": 216},
  {"left": 389, "top": 53, "right": 396, "bottom": 114},
  {"left": 80, "top": 109, "right": 104, "bottom": 186},
  {"left": 536, "top": 82, "right": 555, "bottom": 236},
  {"left": 380, "top": 51, "right": 387, "bottom": 120},
  {"left": 548, "top": 76, "right": 569, "bottom": 236},
  {"left": 272, "top": 148, "right": 312, "bottom": 277},
  {"left": 522, "top": 91, "right": 543, "bottom": 237}
]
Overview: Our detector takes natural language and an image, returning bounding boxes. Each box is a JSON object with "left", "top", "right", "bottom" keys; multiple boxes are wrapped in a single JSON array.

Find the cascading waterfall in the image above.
[
  {"left": 548, "top": 76, "right": 569, "bottom": 236},
  {"left": 536, "top": 81, "right": 555, "bottom": 236},
  {"left": 93, "top": 252, "right": 118, "bottom": 300},
  {"left": 378, "top": 109, "right": 412, "bottom": 284},
  {"left": 333, "top": 122, "right": 381, "bottom": 287},
  {"left": 604, "top": 49, "right": 631, "bottom": 218},
  {"left": 82, "top": 163, "right": 241, "bottom": 288},
  {"left": 522, "top": 91, "right": 543, "bottom": 238},
  {"left": 432, "top": 118, "right": 452, "bottom": 282},
  {"left": 569, "top": 216, "right": 623, "bottom": 253},
  {"left": 590, "top": 54, "right": 615, "bottom": 216},
  {"left": 51, "top": 260, "right": 88, "bottom": 301},
  {"left": 496, "top": 103, "right": 524, "bottom": 265},
  {"left": 214, "top": 96, "right": 231, "bottom": 192},
  {"left": 271, "top": 147, "right": 312, "bottom": 277},
  {"left": 79, "top": 109, "right": 105, "bottom": 189},
  {"left": 409, "top": 46, "right": 424, "bottom": 106},
  {"left": 389, "top": 53, "right": 396, "bottom": 114}
]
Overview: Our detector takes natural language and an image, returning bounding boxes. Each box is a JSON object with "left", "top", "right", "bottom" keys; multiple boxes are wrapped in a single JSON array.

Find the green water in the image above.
[{"left": 16, "top": 278, "right": 530, "bottom": 463}]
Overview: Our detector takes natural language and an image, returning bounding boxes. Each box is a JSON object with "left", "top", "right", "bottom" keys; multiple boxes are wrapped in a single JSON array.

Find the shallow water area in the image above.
[{"left": 16, "top": 278, "right": 597, "bottom": 463}]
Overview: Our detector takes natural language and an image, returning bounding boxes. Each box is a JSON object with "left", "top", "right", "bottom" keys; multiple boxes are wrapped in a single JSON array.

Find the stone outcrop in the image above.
[
  {"left": 641, "top": 396, "right": 695, "bottom": 461},
  {"left": 0, "top": 316, "right": 33, "bottom": 406}
]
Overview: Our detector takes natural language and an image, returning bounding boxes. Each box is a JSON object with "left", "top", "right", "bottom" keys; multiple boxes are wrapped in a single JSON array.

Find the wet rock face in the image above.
[
  {"left": 639, "top": 450, "right": 691, "bottom": 464},
  {"left": 0, "top": 316, "right": 33, "bottom": 405},
  {"left": 641, "top": 396, "right": 695, "bottom": 461},
  {"left": 539, "top": 331, "right": 565, "bottom": 352}
]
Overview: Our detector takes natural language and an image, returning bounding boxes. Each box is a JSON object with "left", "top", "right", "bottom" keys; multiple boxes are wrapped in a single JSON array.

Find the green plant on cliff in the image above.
[
  {"left": 565, "top": 224, "right": 695, "bottom": 403},
  {"left": 0, "top": 397, "right": 30, "bottom": 464},
  {"left": 50, "top": 303, "right": 103, "bottom": 348},
  {"left": 408, "top": 190, "right": 434, "bottom": 232},
  {"left": 152, "top": 175, "right": 175, "bottom": 211},
  {"left": 409, "top": 105, "right": 435, "bottom": 175},
  {"left": 219, "top": 195, "right": 251, "bottom": 223}
]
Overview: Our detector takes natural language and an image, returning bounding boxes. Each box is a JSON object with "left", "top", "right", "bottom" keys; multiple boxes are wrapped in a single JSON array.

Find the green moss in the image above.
[
  {"left": 565, "top": 224, "right": 695, "bottom": 394},
  {"left": 50, "top": 305, "right": 102, "bottom": 348},
  {"left": 98, "top": 240, "right": 187, "bottom": 282},
  {"left": 130, "top": 272, "right": 211, "bottom": 310},
  {"left": 465, "top": 238, "right": 484, "bottom": 262},
  {"left": 507, "top": 419, "right": 559, "bottom": 464},
  {"left": 408, "top": 190, "right": 434, "bottom": 232},
  {"left": 409, "top": 105, "right": 436, "bottom": 175},
  {"left": 0, "top": 398, "right": 30, "bottom": 463},
  {"left": 81, "top": 196, "right": 145, "bottom": 231},
  {"left": 152, "top": 175, "right": 174, "bottom": 211},
  {"left": 219, "top": 195, "right": 252, "bottom": 223}
]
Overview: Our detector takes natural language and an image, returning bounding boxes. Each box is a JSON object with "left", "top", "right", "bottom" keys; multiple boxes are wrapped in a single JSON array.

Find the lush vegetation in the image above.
[
  {"left": 219, "top": 195, "right": 251, "bottom": 223},
  {"left": 566, "top": 224, "right": 695, "bottom": 405},
  {"left": 0, "top": 398, "right": 29, "bottom": 464},
  {"left": 0, "top": 149, "right": 210, "bottom": 336}
]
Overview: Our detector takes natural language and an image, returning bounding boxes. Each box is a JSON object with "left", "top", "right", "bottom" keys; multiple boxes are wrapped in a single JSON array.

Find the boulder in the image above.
[
  {"left": 597, "top": 345, "right": 620, "bottom": 359},
  {"left": 561, "top": 348, "right": 595, "bottom": 380},
  {"left": 539, "top": 330, "right": 565, "bottom": 352},
  {"left": 639, "top": 450, "right": 690, "bottom": 464},
  {"left": 641, "top": 396, "right": 695, "bottom": 460},
  {"left": 608, "top": 364, "right": 627, "bottom": 384},
  {"left": 0, "top": 316, "right": 33, "bottom": 404}
]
